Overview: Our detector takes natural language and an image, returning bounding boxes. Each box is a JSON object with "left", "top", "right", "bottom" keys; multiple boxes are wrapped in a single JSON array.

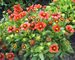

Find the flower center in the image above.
[
  {"left": 9, "top": 27, "right": 13, "bottom": 30},
  {"left": 56, "top": 28, "right": 59, "bottom": 30},
  {"left": 52, "top": 46, "right": 56, "bottom": 51},
  {"left": 23, "top": 24, "right": 27, "bottom": 28},
  {"left": 42, "top": 13, "right": 46, "bottom": 17},
  {"left": 8, "top": 54, "right": 12, "bottom": 58},
  {"left": 39, "top": 25, "right": 43, "bottom": 28},
  {"left": 30, "top": 24, "right": 35, "bottom": 28}
]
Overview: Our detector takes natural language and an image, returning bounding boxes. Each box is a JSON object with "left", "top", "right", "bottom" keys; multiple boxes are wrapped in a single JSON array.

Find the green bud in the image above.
[
  {"left": 6, "top": 37, "right": 10, "bottom": 40},
  {"left": 22, "top": 38, "right": 27, "bottom": 42},
  {"left": 35, "top": 35, "right": 41, "bottom": 41},
  {"left": 10, "top": 34, "right": 14, "bottom": 38},
  {"left": 46, "top": 42, "right": 51, "bottom": 46},
  {"left": 62, "top": 30, "right": 66, "bottom": 33},
  {"left": 72, "top": 20, "right": 75, "bottom": 23}
]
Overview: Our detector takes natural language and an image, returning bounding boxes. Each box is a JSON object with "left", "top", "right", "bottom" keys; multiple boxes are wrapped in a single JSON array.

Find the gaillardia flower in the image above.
[
  {"left": 49, "top": 44, "right": 59, "bottom": 53},
  {"left": 66, "top": 25, "right": 74, "bottom": 33},
  {"left": 35, "top": 22, "right": 46, "bottom": 31},
  {"left": 19, "top": 11, "right": 26, "bottom": 18},
  {"left": 0, "top": 53, "right": 4, "bottom": 60},
  {"left": 7, "top": 26, "right": 15, "bottom": 33},
  {"left": 52, "top": 13, "right": 61, "bottom": 19},
  {"left": 13, "top": 4, "right": 23, "bottom": 13},
  {"left": 20, "top": 22, "right": 30, "bottom": 30},
  {"left": 52, "top": 25, "right": 60, "bottom": 32},
  {"left": 39, "top": 11, "right": 49, "bottom": 19},
  {"left": 6, "top": 52, "right": 15, "bottom": 60}
]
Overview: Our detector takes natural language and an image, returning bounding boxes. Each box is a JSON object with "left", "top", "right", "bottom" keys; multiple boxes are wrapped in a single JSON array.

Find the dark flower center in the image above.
[
  {"left": 52, "top": 46, "right": 57, "bottom": 51},
  {"left": 23, "top": 24, "right": 27, "bottom": 28}
]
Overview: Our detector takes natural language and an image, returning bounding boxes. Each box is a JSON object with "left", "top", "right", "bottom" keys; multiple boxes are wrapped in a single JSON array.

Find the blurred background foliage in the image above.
[{"left": 0, "top": 0, "right": 52, "bottom": 10}]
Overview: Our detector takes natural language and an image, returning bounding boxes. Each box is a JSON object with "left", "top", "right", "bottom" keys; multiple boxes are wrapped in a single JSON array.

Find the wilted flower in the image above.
[
  {"left": 30, "top": 40, "right": 35, "bottom": 46},
  {"left": 2, "top": 44, "right": 7, "bottom": 50},
  {"left": 21, "top": 43, "right": 26, "bottom": 49},
  {"left": 30, "top": 22, "right": 36, "bottom": 30}
]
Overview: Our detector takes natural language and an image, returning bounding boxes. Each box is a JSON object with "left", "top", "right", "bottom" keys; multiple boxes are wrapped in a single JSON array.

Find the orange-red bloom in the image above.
[
  {"left": 39, "top": 11, "right": 49, "bottom": 19},
  {"left": 19, "top": 11, "right": 26, "bottom": 18},
  {"left": 7, "top": 26, "right": 15, "bottom": 33},
  {"left": 34, "top": 4, "right": 42, "bottom": 9},
  {"left": 9, "top": 14, "right": 14, "bottom": 20},
  {"left": 13, "top": 14, "right": 20, "bottom": 21},
  {"left": 52, "top": 13, "right": 61, "bottom": 19},
  {"left": 35, "top": 22, "right": 46, "bottom": 31},
  {"left": 49, "top": 44, "right": 59, "bottom": 53},
  {"left": 20, "top": 22, "right": 30, "bottom": 30},
  {"left": 72, "top": 0, "right": 75, "bottom": 3},
  {"left": 6, "top": 52, "right": 15, "bottom": 60},
  {"left": 66, "top": 25, "right": 74, "bottom": 33},
  {"left": 14, "top": 28, "right": 20, "bottom": 33},
  {"left": 0, "top": 53, "right": 4, "bottom": 60},
  {"left": 26, "top": 5, "right": 34, "bottom": 12},
  {"left": 52, "top": 25, "right": 60, "bottom": 32},
  {"left": 13, "top": 4, "right": 23, "bottom": 13},
  {"left": 7, "top": 9, "right": 12, "bottom": 14}
]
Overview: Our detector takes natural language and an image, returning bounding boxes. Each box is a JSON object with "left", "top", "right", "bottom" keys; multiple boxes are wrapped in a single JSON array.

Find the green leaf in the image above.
[
  {"left": 39, "top": 53, "right": 44, "bottom": 60},
  {"left": 31, "top": 56, "right": 38, "bottom": 60},
  {"left": 14, "top": 56, "right": 19, "bottom": 60}
]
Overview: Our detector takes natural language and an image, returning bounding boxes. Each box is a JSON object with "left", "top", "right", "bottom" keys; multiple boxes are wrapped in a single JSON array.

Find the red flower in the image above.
[
  {"left": 39, "top": 11, "right": 49, "bottom": 19},
  {"left": 49, "top": 44, "right": 59, "bottom": 53},
  {"left": 0, "top": 53, "right": 4, "bottom": 60},
  {"left": 13, "top": 4, "right": 23, "bottom": 13},
  {"left": 30, "top": 22, "right": 36, "bottom": 30},
  {"left": 6, "top": 52, "right": 15, "bottom": 60},
  {"left": 7, "top": 9, "right": 12, "bottom": 14},
  {"left": 72, "top": 0, "right": 75, "bottom": 3},
  {"left": 9, "top": 14, "right": 14, "bottom": 20},
  {"left": 52, "top": 13, "right": 61, "bottom": 19},
  {"left": 20, "top": 22, "right": 30, "bottom": 30},
  {"left": 35, "top": 22, "right": 46, "bottom": 31},
  {"left": 26, "top": 5, "right": 34, "bottom": 12},
  {"left": 66, "top": 25, "right": 74, "bottom": 33},
  {"left": 19, "top": 11, "right": 26, "bottom": 18},
  {"left": 34, "top": 4, "right": 42, "bottom": 9},
  {"left": 14, "top": 28, "right": 20, "bottom": 33},
  {"left": 42, "top": 5, "right": 46, "bottom": 9},
  {"left": 52, "top": 25, "right": 60, "bottom": 32},
  {"left": 13, "top": 14, "right": 20, "bottom": 21},
  {"left": 70, "top": 29, "right": 75, "bottom": 33},
  {"left": 7, "top": 26, "right": 15, "bottom": 33}
]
